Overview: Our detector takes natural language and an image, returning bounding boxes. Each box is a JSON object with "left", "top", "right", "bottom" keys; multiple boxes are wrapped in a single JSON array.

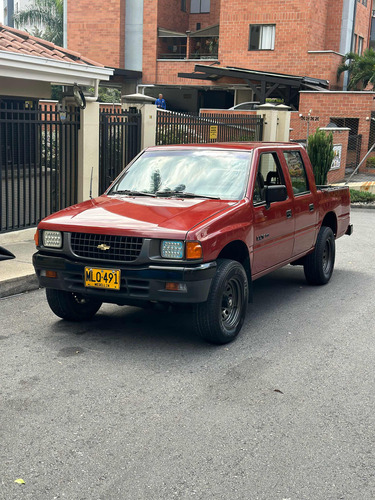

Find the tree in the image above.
[
  {"left": 13, "top": 0, "right": 63, "bottom": 47},
  {"left": 337, "top": 49, "right": 375, "bottom": 90},
  {"left": 307, "top": 129, "right": 334, "bottom": 185}
]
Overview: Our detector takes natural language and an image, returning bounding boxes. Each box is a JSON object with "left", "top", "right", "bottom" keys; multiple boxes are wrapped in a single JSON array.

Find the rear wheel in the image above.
[
  {"left": 46, "top": 288, "right": 102, "bottom": 321},
  {"left": 193, "top": 259, "right": 248, "bottom": 345},
  {"left": 304, "top": 226, "right": 335, "bottom": 285}
]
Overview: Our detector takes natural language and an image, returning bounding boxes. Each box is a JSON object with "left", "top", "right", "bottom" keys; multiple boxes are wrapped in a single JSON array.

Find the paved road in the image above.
[{"left": 1, "top": 209, "right": 374, "bottom": 500}]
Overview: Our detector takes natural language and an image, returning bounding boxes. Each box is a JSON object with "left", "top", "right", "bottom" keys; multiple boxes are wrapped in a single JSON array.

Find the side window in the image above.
[
  {"left": 253, "top": 152, "right": 285, "bottom": 205},
  {"left": 283, "top": 151, "right": 309, "bottom": 195}
]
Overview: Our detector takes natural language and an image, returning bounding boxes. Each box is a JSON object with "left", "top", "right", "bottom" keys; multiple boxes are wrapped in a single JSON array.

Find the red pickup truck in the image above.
[{"left": 33, "top": 142, "right": 352, "bottom": 344}]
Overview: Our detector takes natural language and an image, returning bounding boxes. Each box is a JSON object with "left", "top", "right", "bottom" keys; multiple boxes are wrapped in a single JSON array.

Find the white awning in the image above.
[{"left": 0, "top": 50, "right": 114, "bottom": 87}]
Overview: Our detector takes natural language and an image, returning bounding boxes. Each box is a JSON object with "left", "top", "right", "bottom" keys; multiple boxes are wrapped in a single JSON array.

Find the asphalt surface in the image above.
[{"left": 1, "top": 209, "right": 374, "bottom": 500}]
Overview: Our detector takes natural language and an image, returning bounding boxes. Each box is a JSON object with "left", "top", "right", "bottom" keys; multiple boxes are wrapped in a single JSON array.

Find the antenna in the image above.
[{"left": 89, "top": 167, "right": 94, "bottom": 199}]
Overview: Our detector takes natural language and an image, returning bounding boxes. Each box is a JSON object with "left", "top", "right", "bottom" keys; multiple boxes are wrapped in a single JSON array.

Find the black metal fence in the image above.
[
  {"left": 99, "top": 108, "right": 142, "bottom": 193},
  {"left": 0, "top": 99, "right": 80, "bottom": 233},
  {"left": 156, "top": 111, "right": 263, "bottom": 145}
]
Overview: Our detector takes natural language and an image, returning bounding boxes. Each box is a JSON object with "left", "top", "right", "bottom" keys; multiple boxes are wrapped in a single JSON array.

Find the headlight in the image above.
[
  {"left": 161, "top": 240, "right": 184, "bottom": 259},
  {"left": 42, "top": 230, "right": 62, "bottom": 248}
]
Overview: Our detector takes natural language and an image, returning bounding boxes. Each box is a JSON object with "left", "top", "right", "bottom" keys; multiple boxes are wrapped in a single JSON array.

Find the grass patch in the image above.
[{"left": 350, "top": 189, "right": 375, "bottom": 203}]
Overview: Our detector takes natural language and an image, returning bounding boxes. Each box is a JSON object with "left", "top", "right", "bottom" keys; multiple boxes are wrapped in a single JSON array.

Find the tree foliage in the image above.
[
  {"left": 337, "top": 49, "right": 375, "bottom": 90},
  {"left": 307, "top": 129, "right": 334, "bottom": 185},
  {"left": 13, "top": 0, "right": 63, "bottom": 46}
]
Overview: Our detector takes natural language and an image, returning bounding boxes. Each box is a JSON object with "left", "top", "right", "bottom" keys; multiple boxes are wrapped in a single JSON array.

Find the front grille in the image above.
[{"left": 70, "top": 233, "right": 143, "bottom": 262}]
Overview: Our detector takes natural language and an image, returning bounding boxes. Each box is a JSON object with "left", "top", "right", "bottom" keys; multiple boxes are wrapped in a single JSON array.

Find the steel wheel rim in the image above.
[
  {"left": 322, "top": 238, "right": 333, "bottom": 275},
  {"left": 221, "top": 277, "right": 243, "bottom": 329}
]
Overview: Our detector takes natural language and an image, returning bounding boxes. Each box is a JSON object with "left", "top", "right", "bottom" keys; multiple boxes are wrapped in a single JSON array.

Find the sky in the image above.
[{"left": 0, "top": 1, "right": 3, "bottom": 23}]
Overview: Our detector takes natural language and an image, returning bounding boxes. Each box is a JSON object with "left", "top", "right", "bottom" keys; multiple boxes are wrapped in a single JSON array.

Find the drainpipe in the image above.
[
  {"left": 85, "top": 80, "right": 100, "bottom": 102},
  {"left": 351, "top": 0, "right": 357, "bottom": 52},
  {"left": 63, "top": 0, "right": 67, "bottom": 48}
]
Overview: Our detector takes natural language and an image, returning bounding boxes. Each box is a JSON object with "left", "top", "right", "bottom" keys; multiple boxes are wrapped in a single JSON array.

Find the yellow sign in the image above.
[{"left": 210, "top": 126, "right": 218, "bottom": 140}]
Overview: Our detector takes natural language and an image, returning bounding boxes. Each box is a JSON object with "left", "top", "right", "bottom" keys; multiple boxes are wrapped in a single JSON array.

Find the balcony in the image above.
[{"left": 157, "top": 24, "right": 219, "bottom": 61}]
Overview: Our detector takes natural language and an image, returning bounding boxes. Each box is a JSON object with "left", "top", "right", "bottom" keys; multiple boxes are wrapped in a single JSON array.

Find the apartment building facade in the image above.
[{"left": 66, "top": 0, "right": 373, "bottom": 110}]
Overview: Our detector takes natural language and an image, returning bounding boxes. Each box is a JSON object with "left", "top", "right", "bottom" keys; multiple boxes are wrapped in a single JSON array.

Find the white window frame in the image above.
[{"left": 249, "top": 24, "right": 276, "bottom": 51}]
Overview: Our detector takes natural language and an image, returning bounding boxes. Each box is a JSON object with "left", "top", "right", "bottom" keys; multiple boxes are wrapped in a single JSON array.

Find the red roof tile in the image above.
[{"left": 0, "top": 23, "right": 104, "bottom": 67}]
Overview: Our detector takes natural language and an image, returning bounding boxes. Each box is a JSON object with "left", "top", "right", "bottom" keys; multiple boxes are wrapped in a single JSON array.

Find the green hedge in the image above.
[{"left": 349, "top": 189, "right": 375, "bottom": 203}]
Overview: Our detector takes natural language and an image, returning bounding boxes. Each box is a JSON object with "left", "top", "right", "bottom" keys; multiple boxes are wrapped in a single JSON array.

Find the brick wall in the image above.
[
  {"left": 143, "top": 0, "right": 159, "bottom": 83},
  {"left": 355, "top": 0, "right": 372, "bottom": 51},
  {"left": 290, "top": 91, "right": 375, "bottom": 173},
  {"left": 325, "top": 1, "right": 344, "bottom": 52},
  {"left": 67, "top": 0, "right": 125, "bottom": 69},
  {"left": 148, "top": 0, "right": 372, "bottom": 89},
  {"left": 326, "top": 130, "right": 349, "bottom": 184}
]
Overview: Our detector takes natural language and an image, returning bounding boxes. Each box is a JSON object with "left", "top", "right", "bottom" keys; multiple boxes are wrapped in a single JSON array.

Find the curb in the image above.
[
  {"left": 351, "top": 204, "right": 375, "bottom": 210},
  {"left": 0, "top": 275, "right": 40, "bottom": 299}
]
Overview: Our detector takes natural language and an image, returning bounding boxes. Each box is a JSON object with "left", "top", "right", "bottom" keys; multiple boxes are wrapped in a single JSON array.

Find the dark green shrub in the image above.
[
  {"left": 366, "top": 156, "right": 375, "bottom": 168},
  {"left": 307, "top": 129, "right": 334, "bottom": 185},
  {"left": 349, "top": 189, "right": 375, "bottom": 203}
]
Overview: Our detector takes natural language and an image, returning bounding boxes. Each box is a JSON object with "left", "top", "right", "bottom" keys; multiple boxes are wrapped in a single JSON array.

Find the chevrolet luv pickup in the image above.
[{"left": 33, "top": 142, "right": 353, "bottom": 344}]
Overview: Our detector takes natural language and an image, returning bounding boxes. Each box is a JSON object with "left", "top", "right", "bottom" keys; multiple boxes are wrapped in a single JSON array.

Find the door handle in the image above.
[
  {"left": 286, "top": 209, "right": 292, "bottom": 219},
  {"left": 309, "top": 203, "right": 314, "bottom": 212}
]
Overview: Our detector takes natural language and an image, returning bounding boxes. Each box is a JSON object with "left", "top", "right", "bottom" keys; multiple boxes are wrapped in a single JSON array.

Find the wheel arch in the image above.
[
  {"left": 217, "top": 240, "right": 253, "bottom": 302},
  {"left": 321, "top": 211, "right": 338, "bottom": 236}
]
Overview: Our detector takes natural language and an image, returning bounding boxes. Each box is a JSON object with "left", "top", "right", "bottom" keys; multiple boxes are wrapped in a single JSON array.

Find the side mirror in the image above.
[{"left": 265, "top": 185, "right": 287, "bottom": 209}]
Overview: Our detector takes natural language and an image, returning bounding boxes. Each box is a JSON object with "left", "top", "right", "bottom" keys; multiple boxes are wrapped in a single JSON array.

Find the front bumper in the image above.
[{"left": 33, "top": 253, "right": 216, "bottom": 305}]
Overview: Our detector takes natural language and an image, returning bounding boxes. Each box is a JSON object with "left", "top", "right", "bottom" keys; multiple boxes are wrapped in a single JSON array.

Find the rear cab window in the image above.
[{"left": 283, "top": 151, "right": 309, "bottom": 195}]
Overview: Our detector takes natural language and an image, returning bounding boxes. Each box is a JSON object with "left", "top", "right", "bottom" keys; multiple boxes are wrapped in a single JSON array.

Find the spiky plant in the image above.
[
  {"left": 337, "top": 49, "right": 375, "bottom": 90},
  {"left": 13, "top": 0, "right": 63, "bottom": 47},
  {"left": 307, "top": 129, "right": 334, "bottom": 185}
]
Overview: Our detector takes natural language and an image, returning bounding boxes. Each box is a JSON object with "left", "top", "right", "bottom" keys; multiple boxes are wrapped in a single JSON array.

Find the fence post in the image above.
[
  {"left": 122, "top": 94, "right": 156, "bottom": 149},
  {"left": 77, "top": 101, "right": 100, "bottom": 202},
  {"left": 256, "top": 104, "right": 291, "bottom": 142},
  {"left": 275, "top": 105, "right": 291, "bottom": 142},
  {"left": 256, "top": 104, "right": 278, "bottom": 141}
]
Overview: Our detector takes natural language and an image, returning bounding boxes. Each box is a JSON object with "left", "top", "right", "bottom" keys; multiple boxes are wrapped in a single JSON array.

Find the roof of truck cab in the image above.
[{"left": 146, "top": 142, "right": 303, "bottom": 151}]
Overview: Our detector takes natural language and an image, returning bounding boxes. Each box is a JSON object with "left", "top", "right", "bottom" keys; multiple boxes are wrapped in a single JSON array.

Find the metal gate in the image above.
[
  {"left": 0, "top": 99, "right": 80, "bottom": 233},
  {"left": 156, "top": 111, "right": 263, "bottom": 145},
  {"left": 99, "top": 108, "right": 142, "bottom": 193}
]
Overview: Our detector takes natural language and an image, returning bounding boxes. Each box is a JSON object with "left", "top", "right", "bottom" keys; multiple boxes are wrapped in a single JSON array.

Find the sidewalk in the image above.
[
  {"left": 0, "top": 228, "right": 39, "bottom": 298},
  {"left": 1, "top": 173, "right": 374, "bottom": 299}
]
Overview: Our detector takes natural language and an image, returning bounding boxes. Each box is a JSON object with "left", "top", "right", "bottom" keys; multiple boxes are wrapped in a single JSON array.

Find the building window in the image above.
[
  {"left": 352, "top": 33, "right": 357, "bottom": 52},
  {"left": 358, "top": 36, "right": 364, "bottom": 55},
  {"left": 190, "top": 0, "right": 210, "bottom": 14},
  {"left": 181, "top": 0, "right": 186, "bottom": 12},
  {"left": 249, "top": 25, "right": 275, "bottom": 51}
]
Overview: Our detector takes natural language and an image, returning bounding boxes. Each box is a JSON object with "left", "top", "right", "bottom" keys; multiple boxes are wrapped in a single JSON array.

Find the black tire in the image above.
[
  {"left": 193, "top": 259, "right": 248, "bottom": 345},
  {"left": 46, "top": 288, "right": 102, "bottom": 321},
  {"left": 304, "top": 226, "right": 335, "bottom": 285}
]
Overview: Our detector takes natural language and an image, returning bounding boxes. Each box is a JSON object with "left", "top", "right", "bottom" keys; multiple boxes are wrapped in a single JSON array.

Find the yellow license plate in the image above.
[{"left": 84, "top": 268, "right": 121, "bottom": 290}]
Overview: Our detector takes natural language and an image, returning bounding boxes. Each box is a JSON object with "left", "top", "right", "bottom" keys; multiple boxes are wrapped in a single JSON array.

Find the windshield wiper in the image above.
[
  {"left": 155, "top": 190, "right": 220, "bottom": 200},
  {"left": 110, "top": 189, "right": 156, "bottom": 197}
]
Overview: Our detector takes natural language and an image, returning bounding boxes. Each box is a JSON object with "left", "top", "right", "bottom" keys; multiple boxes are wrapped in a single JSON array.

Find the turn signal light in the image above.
[
  {"left": 165, "top": 282, "right": 187, "bottom": 292},
  {"left": 34, "top": 230, "right": 39, "bottom": 247},
  {"left": 46, "top": 271, "right": 57, "bottom": 278},
  {"left": 186, "top": 241, "right": 203, "bottom": 260}
]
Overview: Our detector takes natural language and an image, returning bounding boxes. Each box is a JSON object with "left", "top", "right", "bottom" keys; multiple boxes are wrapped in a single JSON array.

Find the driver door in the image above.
[{"left": 252, "top": 152, "right": 295, "bottom": 276}]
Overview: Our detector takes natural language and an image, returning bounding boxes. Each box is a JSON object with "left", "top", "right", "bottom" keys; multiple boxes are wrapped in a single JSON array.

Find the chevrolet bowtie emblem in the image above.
[{"left": 97, "top": 243, "right": 111, "bottom": 251}]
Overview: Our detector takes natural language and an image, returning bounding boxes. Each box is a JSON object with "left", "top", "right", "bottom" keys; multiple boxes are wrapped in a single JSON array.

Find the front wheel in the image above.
[
  {"left": 46, "top": 288, "right": 102, "bottom": 321},
  {"left": 304, "top": 226, "right": 335, "bottom": 285},
  {"left": 193, "top": 259, "right": 248, "bottom": 345}
]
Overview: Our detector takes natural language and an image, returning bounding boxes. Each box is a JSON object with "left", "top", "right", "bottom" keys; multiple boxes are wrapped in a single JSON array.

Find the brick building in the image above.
[{"left": 67, "top": 0, "right": 373, "bottom": 111}]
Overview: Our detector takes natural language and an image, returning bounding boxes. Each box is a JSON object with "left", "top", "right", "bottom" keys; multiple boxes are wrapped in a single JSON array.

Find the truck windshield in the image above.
[{"left": 108, "top": 149, "right": 252, "bottom": 201}]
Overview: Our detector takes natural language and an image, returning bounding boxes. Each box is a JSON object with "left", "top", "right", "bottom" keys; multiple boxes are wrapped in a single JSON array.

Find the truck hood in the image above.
[{"left": 39, "top": 195, "right": 237, "bottom": 239}]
